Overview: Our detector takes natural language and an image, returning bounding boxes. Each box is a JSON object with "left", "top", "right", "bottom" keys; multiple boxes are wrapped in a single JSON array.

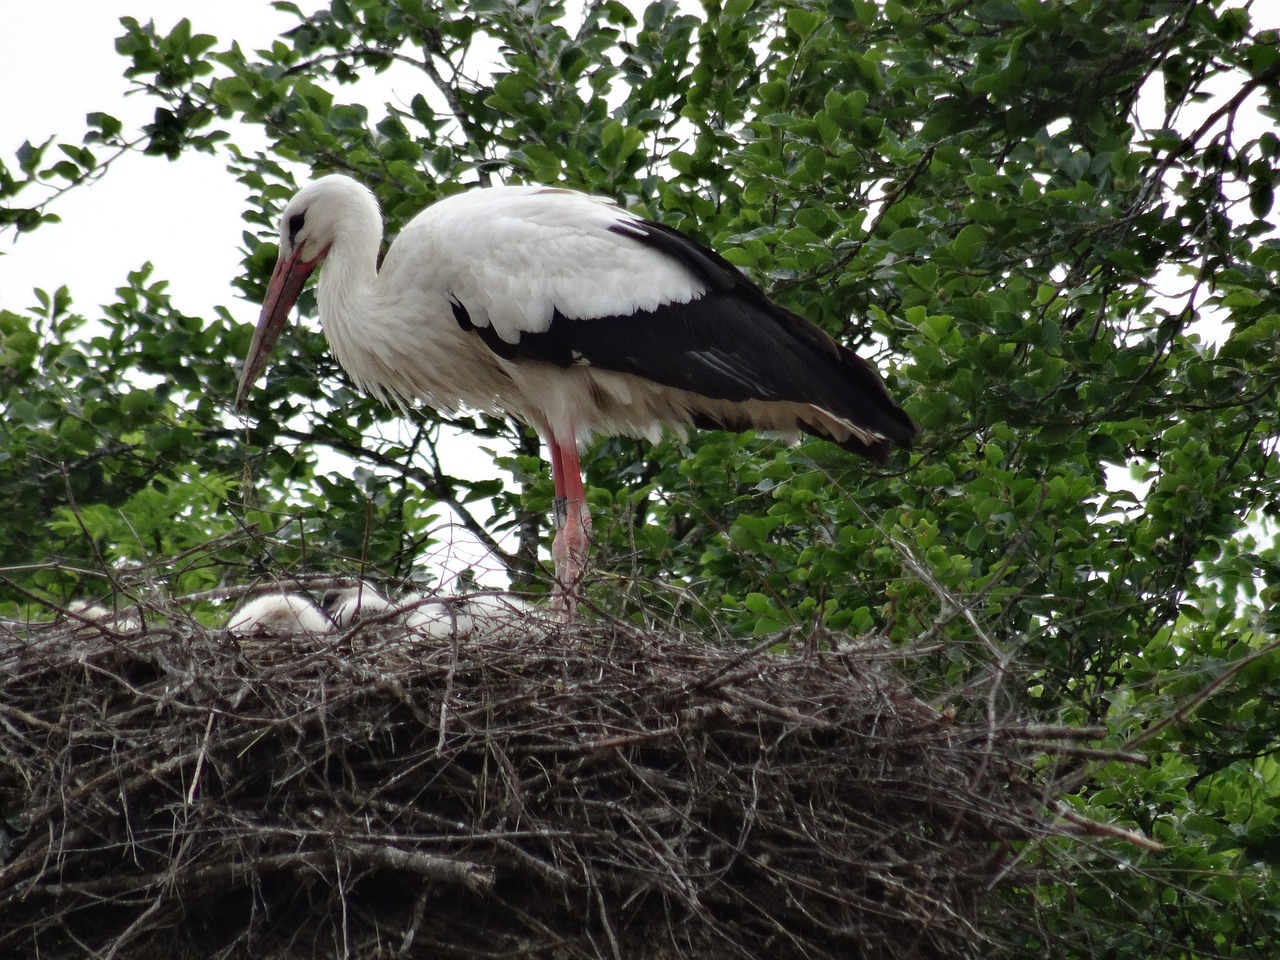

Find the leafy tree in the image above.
[{"left": 2, "top": 0, "right": 1279, "bottom": 954}]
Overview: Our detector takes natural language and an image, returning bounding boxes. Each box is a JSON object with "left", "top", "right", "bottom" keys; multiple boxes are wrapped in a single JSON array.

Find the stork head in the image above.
[{"left": 235, "top": 175, "right": 379, "bottom": 410}]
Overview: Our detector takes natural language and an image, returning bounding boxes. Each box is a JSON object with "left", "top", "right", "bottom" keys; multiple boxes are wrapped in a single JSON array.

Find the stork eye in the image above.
[{"left": 287, "top": 212, "right": 306, "bottom": 244}]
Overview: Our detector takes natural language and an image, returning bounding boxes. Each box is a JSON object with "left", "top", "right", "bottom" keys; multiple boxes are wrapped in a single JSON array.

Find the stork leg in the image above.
[{"left": 548, "top": 435, "right": 591, "bottom": 616}]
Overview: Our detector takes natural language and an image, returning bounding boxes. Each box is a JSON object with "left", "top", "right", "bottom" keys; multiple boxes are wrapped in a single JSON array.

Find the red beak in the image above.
[{"left": 235, "top": 246, "right": 324, "bottom": 411}]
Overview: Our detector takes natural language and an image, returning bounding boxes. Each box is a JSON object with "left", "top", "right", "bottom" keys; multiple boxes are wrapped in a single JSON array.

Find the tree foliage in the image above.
[{"left": 2, "top": 0, "right": 1279, "bottom": 954}]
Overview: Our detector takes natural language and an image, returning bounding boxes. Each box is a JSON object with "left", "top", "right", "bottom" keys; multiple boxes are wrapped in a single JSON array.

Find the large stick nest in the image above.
[{"left": 1, "top": 601, "right": 1097, "bottom": 959}]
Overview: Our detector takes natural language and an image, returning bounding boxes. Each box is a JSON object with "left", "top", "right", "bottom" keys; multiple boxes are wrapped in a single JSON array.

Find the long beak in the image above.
[{"left": 235, "top": 247, "right": 324, "bottom": 411}]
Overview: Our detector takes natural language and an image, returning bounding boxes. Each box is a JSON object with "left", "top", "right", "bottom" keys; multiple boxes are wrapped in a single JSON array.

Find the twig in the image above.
[
  {"left": 1052, "top": 803, "right": 1164, "bottom": 852},
  {"left": 186, "top": 710, "right": 216, "bottom": 805}
]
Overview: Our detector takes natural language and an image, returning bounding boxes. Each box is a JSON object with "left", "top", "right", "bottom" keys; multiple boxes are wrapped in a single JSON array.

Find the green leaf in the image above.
[
  {"left": 785, "top": 9, "right": 824, "bottom": 40},
  {"left": 1249, "top": 182, "right": 1274, "bottom": 218},
  {"left": 950, "top": 223, "right": 987, "bottom": 265}
]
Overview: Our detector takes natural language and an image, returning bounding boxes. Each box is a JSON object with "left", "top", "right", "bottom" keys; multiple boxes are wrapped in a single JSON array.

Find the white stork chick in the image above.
[
  {"left": 322, "top": 582, "right": 398, "bottom": 628},
  {"left": 235, "top": 175, "right": 918, "bottom": 611},
  {"left": 399, "top": 593, "right": 475, "bottom": 641},
  {"left": 68, "top": 600, "right": 113, "bottom": 621},
  {"left": 226, "top": 593, "right": 333, "bottom": 636},
  {"left": 322, "top": 583, "right": 473, "bottom": 641},
  {"left": 67, "top": 600, "right": 141, "bottom": 632}
]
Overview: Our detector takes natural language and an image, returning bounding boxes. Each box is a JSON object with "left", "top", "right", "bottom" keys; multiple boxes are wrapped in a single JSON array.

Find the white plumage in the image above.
[
  {"left": 323, "top": 583, "right": 399, "bottom": 628},
  {"left": 236, "top": 175, "right": 916, "bottom": 610},
  {"left": 226, "top": 594, "right": 333, "bottom": 635},
  {"left": 390, "top": 186, "right": 704, "bottom": 337},
  {"left": 66, "top": 600, "right": 141, "bottom": 632},
  {"left": 324, "top": 583, "right": 470, "bottom": 640},
  {"left": 322, "top": 582, "right": 543, "bottom": 641},
  {"left": 398, "top": 594, "right": 475, "bottom": 641}
]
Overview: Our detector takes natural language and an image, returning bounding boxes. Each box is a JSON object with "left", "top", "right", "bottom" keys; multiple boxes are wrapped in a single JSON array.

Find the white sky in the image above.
[{"left": 0, "top": 1, "right": 294, "bottom": 320}]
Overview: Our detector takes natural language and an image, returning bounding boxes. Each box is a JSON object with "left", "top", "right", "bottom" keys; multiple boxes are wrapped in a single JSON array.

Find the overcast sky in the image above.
[{"left": 0, "top": 1, "right": 293, "bottom": 320}]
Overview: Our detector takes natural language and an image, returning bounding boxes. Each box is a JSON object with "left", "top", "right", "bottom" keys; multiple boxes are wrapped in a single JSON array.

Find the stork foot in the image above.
[{"left": 551, "top": 496, "right": 591, "bottom": 620}]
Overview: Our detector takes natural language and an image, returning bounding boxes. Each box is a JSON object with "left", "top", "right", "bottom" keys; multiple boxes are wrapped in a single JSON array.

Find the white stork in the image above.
[
  {"left": 322, "top": 582, "right": 398, "bottom": 628},
  {"left": 66, "top": 600, "right": 141, "bottom": 632},
  {"left": 226, "top": 593, "right": 333, "bottom": 635},
  {"left": 323, "top": 583, "right": 473, "bottom": 640},
  {"left": 235, "top": 175, "right": 916, "bottom": 609}
]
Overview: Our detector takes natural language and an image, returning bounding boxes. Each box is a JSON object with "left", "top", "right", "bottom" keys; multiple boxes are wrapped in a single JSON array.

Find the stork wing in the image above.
[
  {"left": 384, "top": 186, "right": 712, "bottom": 340},
  {"left": 385, "top": 186, "right": 915, "bottom": 453}
]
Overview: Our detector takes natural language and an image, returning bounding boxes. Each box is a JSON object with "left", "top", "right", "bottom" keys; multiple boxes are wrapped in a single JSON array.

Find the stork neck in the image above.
[{"left": 317, "top": 222, "right": 382, "bottom": 331}]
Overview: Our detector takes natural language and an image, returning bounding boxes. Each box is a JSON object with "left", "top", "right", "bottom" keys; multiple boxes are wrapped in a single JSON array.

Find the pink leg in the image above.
[{"left": 547, "top": 435, "right": 591, "bottom": 616}]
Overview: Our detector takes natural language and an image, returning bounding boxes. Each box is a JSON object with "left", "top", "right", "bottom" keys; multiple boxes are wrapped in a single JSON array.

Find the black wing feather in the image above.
[{"left": 454, "top": 215, "right": 917, "bottom": 459}]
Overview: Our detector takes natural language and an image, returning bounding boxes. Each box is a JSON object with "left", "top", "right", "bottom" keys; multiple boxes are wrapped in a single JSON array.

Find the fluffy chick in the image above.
[{"left": 226, "top": 593, "right": 333, "bottom": 635}]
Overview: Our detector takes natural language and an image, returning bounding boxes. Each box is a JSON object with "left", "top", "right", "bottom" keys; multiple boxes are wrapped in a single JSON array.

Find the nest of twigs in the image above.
[{"left": 0, "top": 597, "right": 1119, "bottom": 959}]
